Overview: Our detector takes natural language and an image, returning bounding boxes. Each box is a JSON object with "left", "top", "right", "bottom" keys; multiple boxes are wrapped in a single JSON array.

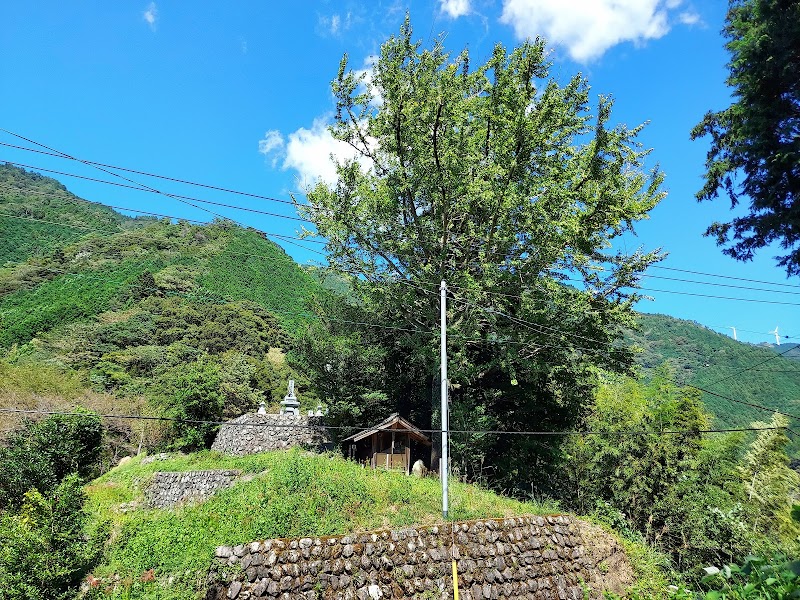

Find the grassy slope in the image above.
[
  {"left": 630, "top": 313, "right": 800, "bottom": 430},
  {"left": 0, "top": 165, "right": 325, "bottom": 345},
  {"left": 85, "top": 449, "right": 571, "bottom": 599}
]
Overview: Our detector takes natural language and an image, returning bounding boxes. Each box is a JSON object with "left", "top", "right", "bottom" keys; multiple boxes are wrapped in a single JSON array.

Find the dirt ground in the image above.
[{"left": 575, "top": 519, "right": 636, "bottom": 597}]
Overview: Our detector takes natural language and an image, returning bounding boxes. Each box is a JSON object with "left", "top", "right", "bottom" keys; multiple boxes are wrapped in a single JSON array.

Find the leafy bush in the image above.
[
  {"left": 0, "top": 474, "right": 105, "bottom": 600},
  {"left": 0, "top": 410, "right": 103, "bottom": 509},
  {"left": 671, "top": 555, "right": 800, "bottom": 599}
]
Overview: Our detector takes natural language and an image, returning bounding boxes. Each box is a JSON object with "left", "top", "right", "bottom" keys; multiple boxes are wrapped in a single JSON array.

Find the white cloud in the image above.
[
  {"left": 318, "top": 12, "right": 352, "bottom": 36},
  {"left": 678, "top": 11, "right": 701, "bottom": 25},
  {"left": 284, "top": 118, "right": 372, "bottom": 186},
  {"left": 260, "top": 119, "right": 373, "bottom": 187},
  {"left": 440, "top": 0, "right": 472, "bottom": 18},
  {"left": 499, "top": 0, "right": 683, "bottom": 62},
  {"left": 258, "top": 130, "right": 285, "bottom": 156},
  {"left": 143, "top": 2, "right": 158, "bottom": 31}
]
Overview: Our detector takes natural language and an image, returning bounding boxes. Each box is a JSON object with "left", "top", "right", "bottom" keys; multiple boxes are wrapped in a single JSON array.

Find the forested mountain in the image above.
[
  {"left": 0, "top": 163, "right": 327, "bottom": 456},
  {"left": 769, "top": 342, "right": 800, "bottom": 361},
  {"left": 629, "top": 313, "right": 800, "bottom": 433},
  {"left": 0, "top": 164, "right": 132, "bottom": 265}
]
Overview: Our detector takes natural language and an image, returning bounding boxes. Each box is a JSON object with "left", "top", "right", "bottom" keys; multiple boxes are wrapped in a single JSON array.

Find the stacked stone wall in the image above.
[
  {"left": 207, "top": 515, "right": 631, "bottom": 600},
  {"left": 211, "top": 414, "right": 331, "bottom": 456},
  {"left": 145, "top": 470, "right": 241, "bottom": 509}
]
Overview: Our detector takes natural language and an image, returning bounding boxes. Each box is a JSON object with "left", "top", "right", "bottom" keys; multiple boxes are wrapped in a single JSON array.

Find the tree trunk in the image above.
[{"left": 428, "top": 373, "right": 441, "bottom": 473}]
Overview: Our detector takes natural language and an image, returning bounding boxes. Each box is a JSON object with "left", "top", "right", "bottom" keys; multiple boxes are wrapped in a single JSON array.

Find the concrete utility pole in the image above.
[{"left": 440, "top": 279, "right": 449, "bottom": 520}]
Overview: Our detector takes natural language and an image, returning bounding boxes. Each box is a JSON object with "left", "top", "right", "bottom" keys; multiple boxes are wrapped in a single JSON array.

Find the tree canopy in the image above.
[
  {"left": 302, "top": 19, "right": 666, "bottom": 489},
  {"left": 691, "top": 0, "right": 800, "bottom": 275}
]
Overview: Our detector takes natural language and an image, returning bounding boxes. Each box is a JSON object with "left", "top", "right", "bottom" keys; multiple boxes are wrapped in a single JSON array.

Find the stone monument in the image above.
[{"left": 279, "top": 379, "right": 300, "bottom": 416}]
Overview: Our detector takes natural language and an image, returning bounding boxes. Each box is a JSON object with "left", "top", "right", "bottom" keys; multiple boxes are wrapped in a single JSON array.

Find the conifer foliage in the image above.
[{"left": 692, "top": 0, "right": 800, "bottom": 275}]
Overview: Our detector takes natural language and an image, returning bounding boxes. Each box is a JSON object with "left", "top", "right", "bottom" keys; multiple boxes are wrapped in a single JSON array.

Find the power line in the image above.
[
  {"left": 0, "top": 263, "right": 433, "bottom": 335},
  {"left": 0, "top": 407, "right": 788, "bottom": 438},
  {"left": 0, "top": 211, "right": 105, "bottom": 232},
  {"left": 697, "top": 367, "right": 800, "bottom": 373},
  {"left": 708, "top": 323, "right": 799, "bottom": 341},
  {"left": 448, "top": 292, "right": 800, "bottom": 422},
  {"left": 0, "top": 139, "right": 300, "bottom": 207},
  {"left": 679, "top": 379, "right": 800, "bottom": 422},
  {"left": 1, "top": 159, "right": 312, "bottom": 223},
  {"left": 2, "top": 220, "right": 794, "bottom": 421},
  {"left": 3, "top": 259, "right": 797, "bottom": 424},
  {"left": 575, "top": 280, "right": 800, "bottom": 307},
  {"left": 651, "top": 265, "right": 800, "bottom": 290},
  {"left": 0, "top": 210, "right": 326, "bottom": 260},
  {"left": 8, "top": 206, "right": 790, "bottom": 372},
  {"left": 705, "top": 345, "right": 800, "bottom": 387},
  {"left": 6, "top": 156, "right": 800, "bottom": 305},
  {"left": 641, "top": 273, "right": 800, "bottom": 296},
  {"left": 0, "top": 186, "right": 328, "bottom": 246},
  {"left": 3, "top": 153, "right": 799, "bottom": 422}
]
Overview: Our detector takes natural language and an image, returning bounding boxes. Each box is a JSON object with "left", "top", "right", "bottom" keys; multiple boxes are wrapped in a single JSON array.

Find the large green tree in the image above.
[
  {"left": 303, "top": 19, "right": 666, "bottom": 490},
  {"left": 691, "top": 0, "right": 800, "bottom": 275}
]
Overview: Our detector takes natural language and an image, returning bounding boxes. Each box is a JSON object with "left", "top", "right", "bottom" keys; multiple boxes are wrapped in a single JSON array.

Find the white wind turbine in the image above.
[
  {"left": 727, "top": 326, "right": 737, "bottom": 341},
  {"left": 769, "top": 326, "right": 780, "bottom": 345}
]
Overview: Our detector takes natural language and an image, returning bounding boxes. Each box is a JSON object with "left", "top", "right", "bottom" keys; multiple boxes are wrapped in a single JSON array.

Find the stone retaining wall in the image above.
[
  {"left": 206, "top": 515, "right": 632, "bottom": 600},
  {"left": 211, "top": 414, "right": 331, "bottom": 456},
  {"left": 145, "top": 470, "right": 241, "bottom": 509}
]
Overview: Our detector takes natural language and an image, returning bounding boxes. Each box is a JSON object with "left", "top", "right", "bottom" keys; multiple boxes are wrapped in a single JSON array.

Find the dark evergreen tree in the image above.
[{"left": 692, "top": 0, "right": 800, "bottom": 275}]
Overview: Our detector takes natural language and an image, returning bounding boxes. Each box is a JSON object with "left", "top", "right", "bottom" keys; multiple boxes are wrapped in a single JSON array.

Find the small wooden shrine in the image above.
[{"left": 342, "top": 413, "right": 431, "bottom": 474}]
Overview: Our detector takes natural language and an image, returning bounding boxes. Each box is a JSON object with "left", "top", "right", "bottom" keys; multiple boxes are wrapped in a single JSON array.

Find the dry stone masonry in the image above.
[
  {"left": 211, "top": 414, "right": 331, "bottom": 456},
  {"left": 145, "top": 470, "right": 241, "bottom": 509},
  {"left": 207, "top": 515, "right": 632, "bottom": 600}
]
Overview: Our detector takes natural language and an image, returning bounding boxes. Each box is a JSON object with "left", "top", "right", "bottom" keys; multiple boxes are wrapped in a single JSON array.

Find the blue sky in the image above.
[{"left": 2, "top": 0, "right": 798, "bottom": 346}]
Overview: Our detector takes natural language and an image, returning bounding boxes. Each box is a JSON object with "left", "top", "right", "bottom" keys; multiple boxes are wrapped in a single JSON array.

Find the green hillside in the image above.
[
  {"left": 0, "top": 163, "right": 131, "bottom": 265},
  {"left": 767, "top": 342, "right": 800, "bottom": 361},
  {"left": 0, "top": 166, "right": 327, "bottom": 452},
  {"left": 629, "top": 313, "right": 800, "bottom": 430}
]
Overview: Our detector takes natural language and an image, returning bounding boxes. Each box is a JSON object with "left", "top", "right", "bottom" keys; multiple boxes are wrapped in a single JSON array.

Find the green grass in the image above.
[{"left": 85, "top": 449, "right": 558, "bottom": 599}]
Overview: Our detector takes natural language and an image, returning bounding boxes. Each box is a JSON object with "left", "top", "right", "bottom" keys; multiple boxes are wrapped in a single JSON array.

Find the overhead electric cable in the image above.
[
  {"left": 651, "top": 265, "right": 800, "bottom": 290},
  {"left": 641, "top": 273, "right": 800, "bottom": 296},
  {"left": 579, "top": 281, "right": 800, "bottom": 307},
  {"left": 705, "top": 345, "right": 800, "bottom": 387},
  {"left": 0, "top": 184, "right": 328, "bottom": 245},
  {"left": 448, "top": 292, "right": 800, "bottom": 422},
  {"left": 0, "top": 139, "right": 299, "bottom": 207},
  {"left": 0, "top": 211, "right": 105, "bottom": 231},
  {"left": 0, "top": 159, "right": 312, "bottom": 223},
  {"left": 0, "top": 408, "right": 789, "bottom": 437},
  {"left": 709, "top": 323, "right": 799, "bottom": 341}
]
